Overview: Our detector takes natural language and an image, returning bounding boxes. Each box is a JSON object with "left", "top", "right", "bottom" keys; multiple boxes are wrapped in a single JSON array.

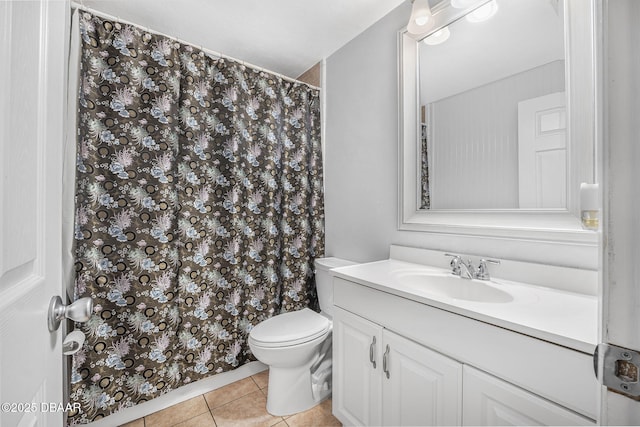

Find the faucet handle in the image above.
[
  {"left": 444, "top": 253, "right": 462, "bottom": 275},
  {"left": 476, "top": 258, "right": 500, "bottom": 280}
]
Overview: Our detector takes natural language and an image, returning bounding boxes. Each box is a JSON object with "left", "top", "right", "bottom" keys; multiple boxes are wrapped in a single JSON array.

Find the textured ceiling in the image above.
[{"left": 81, "top": 0, "right": 408, "bottom": 78}]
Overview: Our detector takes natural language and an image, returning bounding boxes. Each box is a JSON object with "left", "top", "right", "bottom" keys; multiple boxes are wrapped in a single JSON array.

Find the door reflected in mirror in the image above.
[{"left": 419, "top": 0, "right": 566, "bottom": 210}]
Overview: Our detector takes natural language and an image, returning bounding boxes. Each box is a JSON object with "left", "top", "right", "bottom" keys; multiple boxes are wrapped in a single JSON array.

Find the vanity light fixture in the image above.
[
  {"left": 407, "top": 0, "right": 434, "bottom": 35},
  {"left": 466, "top": 0, "right": 498, "bottom": 22},
  {"left": 423, "top": 26, "right": 451, "bottom": 45}
]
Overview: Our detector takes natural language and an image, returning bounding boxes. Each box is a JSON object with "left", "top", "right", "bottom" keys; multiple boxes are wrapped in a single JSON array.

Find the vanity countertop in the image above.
[{"left": 332, "top": 259, "right": 598, "bottom": 354}]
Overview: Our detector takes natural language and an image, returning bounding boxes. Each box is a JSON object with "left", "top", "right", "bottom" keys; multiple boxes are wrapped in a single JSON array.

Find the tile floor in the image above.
[{"left": 120, "top": 370, "right": 342, "bottom": 427}]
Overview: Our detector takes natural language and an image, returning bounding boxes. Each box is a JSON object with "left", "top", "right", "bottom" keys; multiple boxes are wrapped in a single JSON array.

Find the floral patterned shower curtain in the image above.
[{"left": 68, "top": 12, "right": 324, "bottom": 424}]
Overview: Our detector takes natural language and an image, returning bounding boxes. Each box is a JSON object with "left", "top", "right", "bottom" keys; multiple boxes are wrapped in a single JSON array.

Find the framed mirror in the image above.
[{"left": 398, "top": 0, "right": 598, "bottom": 244}]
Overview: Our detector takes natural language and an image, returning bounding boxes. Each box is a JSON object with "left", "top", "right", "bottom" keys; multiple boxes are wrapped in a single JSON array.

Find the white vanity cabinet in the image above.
[
  {"left": 333, "top": 306, "right": 462, "bottom": 426},
  {"left": 331, "top": 275, "right": 597, "bottom": 426},
  {"left": 382, "top": 327, "right": 462, "bottom": 426},
  {"left": 332, "top": 306, "right": 382, "bottom": 426},
  {"left": 462, "top": 366, "right": 594, "bottom": 426}
]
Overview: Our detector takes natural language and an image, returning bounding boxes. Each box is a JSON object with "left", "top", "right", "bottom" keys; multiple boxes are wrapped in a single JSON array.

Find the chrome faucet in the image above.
[
  {"left": 445, "top": 254, "right": 474, "bottom": 279},
  {"left": 445, "top": 254, "right": 501, "bottom": 280},
  {"left": 475, "top": 258, "right": 501, "bottom": 280}
]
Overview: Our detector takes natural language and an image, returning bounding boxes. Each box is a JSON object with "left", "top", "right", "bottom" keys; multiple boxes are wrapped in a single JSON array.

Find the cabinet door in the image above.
[
  {"left": 463, "top": 366, "right": 595, "bottom": 426},
  {"left": 382, "top": 330, "right": 462, "bottom": 426},
  {"left": 333, "top": 307, "right": 383, "bottom": 426}
]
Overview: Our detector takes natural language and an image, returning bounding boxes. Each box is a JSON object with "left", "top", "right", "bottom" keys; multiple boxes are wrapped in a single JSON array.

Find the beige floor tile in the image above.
[
  {"left": 144, "top": 396, "right": 209, "bottom": 427},
  {"left": 120, "top": 418, "right": 144, "bottom": 427},
  {"left": 251, "top": 370, "right": 269, "bottom": 389},
  {"left": 173, "top": 411, "right": 217, "bottom": 427},
  {"left": 204, "top": 377, "right": 260, "bottom": 410},
  {"left": 211, "top": 390, "right": 283, "bottom": 427},
  {"left": 271, "top": 421, "right": 287, "bottom": 427},
  {"left": 285, "top": 399, "right": 341, "bottom": 427}
]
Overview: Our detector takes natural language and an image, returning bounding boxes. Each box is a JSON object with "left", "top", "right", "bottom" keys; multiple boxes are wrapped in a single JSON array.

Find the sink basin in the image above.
[{"left": 391, "top": 271, "right": 514, "bottom": 303}]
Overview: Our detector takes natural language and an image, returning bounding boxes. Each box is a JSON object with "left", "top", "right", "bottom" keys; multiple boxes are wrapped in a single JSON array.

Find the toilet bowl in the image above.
[{"left": 248, "top": 257, "right": 355, "bottom": 416}]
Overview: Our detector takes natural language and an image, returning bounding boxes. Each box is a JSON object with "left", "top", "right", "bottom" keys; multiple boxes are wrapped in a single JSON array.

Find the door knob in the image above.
[{"left": 48, "top": 296, "right": 93, "bottom": 332}]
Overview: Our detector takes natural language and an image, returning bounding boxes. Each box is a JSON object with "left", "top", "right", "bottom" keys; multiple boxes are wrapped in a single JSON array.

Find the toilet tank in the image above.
[{"left": 314, "top": 257, "right": 356, "bottom": 318}]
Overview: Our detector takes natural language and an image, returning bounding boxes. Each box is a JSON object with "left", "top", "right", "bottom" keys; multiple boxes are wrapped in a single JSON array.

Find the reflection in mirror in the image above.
[
  {"left": 419, "top": 0, "right": 566, "bottom": 210},
  {"left": 399, "top": 0, "right": 597, "bottom": 243}
]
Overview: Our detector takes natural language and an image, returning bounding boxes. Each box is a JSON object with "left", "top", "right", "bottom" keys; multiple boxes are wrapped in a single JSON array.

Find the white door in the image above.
[
  {"left": 332, "top": 307, "right": 383, "bottom": 426},
  {"left": 462, "top": 366, "right": 593, "bottom": 426},
  {"left": 382, "top": 329, "right": 461, "bottom": 426},
  {"left": 518, "top": 92, "right": 567, "bottom": 209},
  {"left": 0, "top": 1, "right": 68, "bottom": 426},
  {"left": 600, "top": 1, "right": 640, "bottom": 424}
]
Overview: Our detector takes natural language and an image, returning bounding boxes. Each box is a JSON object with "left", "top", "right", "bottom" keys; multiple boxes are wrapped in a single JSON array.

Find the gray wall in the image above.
[
  {"left": 324, "top": 3, "right": 411, "bottom": 263},
  {"left": 324, "top": 2, "right": 597, "bottom": 269}
]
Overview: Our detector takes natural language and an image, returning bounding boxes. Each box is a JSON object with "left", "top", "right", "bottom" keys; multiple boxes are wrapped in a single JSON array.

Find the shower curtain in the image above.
[{"left": 68, "top": 11, "right": 324, "bottom": 424}]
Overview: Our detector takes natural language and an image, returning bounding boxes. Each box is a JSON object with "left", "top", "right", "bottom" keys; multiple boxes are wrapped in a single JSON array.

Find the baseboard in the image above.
[{"left": 85, "top": 361, "right": 268, "bottom": 427}]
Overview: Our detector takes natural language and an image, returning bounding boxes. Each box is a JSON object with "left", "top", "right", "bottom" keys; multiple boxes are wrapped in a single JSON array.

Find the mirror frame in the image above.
[{"left": 398, "top": 0, "right": 598, "bottom": 246}]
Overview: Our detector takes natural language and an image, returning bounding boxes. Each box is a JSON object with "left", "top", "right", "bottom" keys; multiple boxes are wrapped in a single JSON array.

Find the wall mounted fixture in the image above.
[
  {"left": 466, "top": 0, "right": 498, "bottom": 22},
  {"left": 407, "top": 0, "right": 434, "bottom": 35},
  {"left": 423, "top": 26, "right": 451, "bottom": 45}
]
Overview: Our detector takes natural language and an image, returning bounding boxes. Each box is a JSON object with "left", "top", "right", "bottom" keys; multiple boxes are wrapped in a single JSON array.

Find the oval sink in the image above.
[{"left": 392, "top": 271, "right": 514, "bottom": 303}]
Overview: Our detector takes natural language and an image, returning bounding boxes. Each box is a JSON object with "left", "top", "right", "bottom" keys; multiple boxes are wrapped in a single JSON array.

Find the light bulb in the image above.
[
  {"left": 423, "top": 27, "right": 451, "bottom": 45},
  {"left": 415, "top": 16, "right": 430, "bottom": 26},
  {"left": 466, "top": 0, "right": 498, "bottom": 23},
  {"left": 407, "top": 0, "right": 434, "bottom": 35}
]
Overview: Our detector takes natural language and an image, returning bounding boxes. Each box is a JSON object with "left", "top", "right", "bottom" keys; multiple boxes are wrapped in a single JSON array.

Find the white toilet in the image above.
[{"left": 248, "top": 257, "right": 355, "bottom": 416}]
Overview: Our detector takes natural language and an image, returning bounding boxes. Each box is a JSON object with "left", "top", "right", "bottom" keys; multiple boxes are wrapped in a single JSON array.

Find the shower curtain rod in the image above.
[{"left": 69, "top": 1, "right": 321, "bottom": 90}]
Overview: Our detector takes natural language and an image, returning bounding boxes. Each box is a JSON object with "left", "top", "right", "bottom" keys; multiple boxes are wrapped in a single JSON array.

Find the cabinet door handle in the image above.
[
  {"left": 383, "top": 344, "right": 390, "bottom": 379},
  {"left": 369, "top": 336, "right": 377, "bottom": 369}
]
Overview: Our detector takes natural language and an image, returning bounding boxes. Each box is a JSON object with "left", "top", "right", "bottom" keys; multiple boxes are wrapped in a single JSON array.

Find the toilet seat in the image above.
[{"left": 249, "top": 308, "right": 330, "bottom": 348}]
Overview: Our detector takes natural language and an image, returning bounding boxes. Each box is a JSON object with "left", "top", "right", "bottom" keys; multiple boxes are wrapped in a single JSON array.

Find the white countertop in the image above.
[{"left": 332, "top": 259, "right": 598, "bottom": 354}]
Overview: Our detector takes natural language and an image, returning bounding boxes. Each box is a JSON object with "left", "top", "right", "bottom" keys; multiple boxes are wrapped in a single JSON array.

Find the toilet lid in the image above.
[{"left": 249, "top": 308, "right": 330, "bottom": 348}]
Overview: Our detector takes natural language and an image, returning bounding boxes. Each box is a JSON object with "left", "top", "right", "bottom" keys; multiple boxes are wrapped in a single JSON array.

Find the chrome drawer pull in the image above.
[
  {"left": 369, "top": 336, "right": 377, "bottom": 369},
  {"left": 383, "top": 345, "right": 390, "bottom": 379}
]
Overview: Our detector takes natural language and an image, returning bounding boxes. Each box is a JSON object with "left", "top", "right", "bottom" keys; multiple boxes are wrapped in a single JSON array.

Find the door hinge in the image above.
[{"left": 594, "top": 343, "right": 640, "bottom": 397}]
